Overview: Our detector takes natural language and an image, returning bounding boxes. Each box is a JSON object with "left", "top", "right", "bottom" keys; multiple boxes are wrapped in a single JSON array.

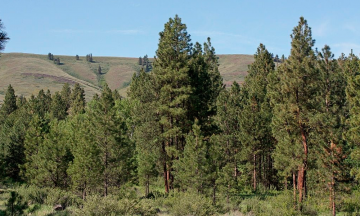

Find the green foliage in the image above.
[
  {"left": 163, "top": 191, "right": 216, "bottom": 216},
  {"left": 0, "top": 19, "right": 10, "bottom": 52},
  {"left": 74, "top": 195, "right": 157, "bottom": 216},
  {"left": 174, "top": 120, "right": 209, "bottom": 192},
  {"left": 69, "top": 83, "right": 85, "bottom": 116},
  {"left": 0, "top": 85, "right": 17, "bottom": 118},
  {"left": 239, "top": 191, "right": 299, "bottom": 216},
  {"left": 239, "top": 43, "right": 276, "bottom": 190},
  {"left": 5, "top": 191, "right": 27, "bottom": 216}
]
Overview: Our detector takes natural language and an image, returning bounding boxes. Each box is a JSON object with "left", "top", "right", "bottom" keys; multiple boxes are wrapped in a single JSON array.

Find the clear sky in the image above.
[{"left": 1, "top": 0, "right": 359, "bottom": 58}]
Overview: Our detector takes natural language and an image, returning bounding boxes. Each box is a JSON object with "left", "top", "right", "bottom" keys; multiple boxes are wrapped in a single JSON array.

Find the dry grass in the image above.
[{"left": 0, "top": 53, "right": 253, "bottom": 101}]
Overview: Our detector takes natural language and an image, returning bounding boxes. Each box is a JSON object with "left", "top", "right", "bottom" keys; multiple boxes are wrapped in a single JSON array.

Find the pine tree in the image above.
[
  {"left": 50, "top": 92, "right": 67, "bottom": 120},
  {"left": 69, "top": 83, "right": 85, "bottom": 116},
  {"left": 344, "top": 54, "right": 360, "bottom": 182},
  {"left": 211, "top": 83, "right": 241, "bottom": 204},
  {"left": 25, "top": 120, "right": 71, "bottom": 188},
  {"left": 151, "top": 15, "right": 193, "bottom": 192},
  {"left": 61, "top": 83, "right": 72, "bottom": 112},
  {"left": 313, "top": 45, "right": 347, "bottom": 216},
  {"left": 0, "top": 105, "right": 31, "bottom": 181},
  {"left": 239, "top": 44, "right": 276, "bottom": 191},
  {"left": 129, "top": 70, "right": 161, "bottom": 196},
  {"left": 87, "top": 84, "right": 132, "bottom": 196},
  {"left": 0, "top": 85, "right": 17, "bottom": 119},
  {"left": 22, "top": 115, "right": 50, "bottom": 184},
  {"left": 0, "top": 19, "right": 10, "bottom": 53},
  {"left": 174, "top": 119, "right": 209, "bottom": 192},
  {"left": 269, "top": 17, "right": 320, "bottom": 209},
  {"left": 98, "top": 65, "right": 102, "bottom": 74},
  {"left": 67, "top": 114, "right": 101, "bottom": 199},
  {"left": 76, "top": 55, "right": 79, "bottom": 60},
  {"left": 138, "top": 57, "right": 142, "bottom": 65}
]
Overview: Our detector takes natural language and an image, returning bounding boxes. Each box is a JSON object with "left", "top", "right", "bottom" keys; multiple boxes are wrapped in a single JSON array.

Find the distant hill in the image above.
[{"left": 0, "top": 53, "right": 254, "bottom": 102}]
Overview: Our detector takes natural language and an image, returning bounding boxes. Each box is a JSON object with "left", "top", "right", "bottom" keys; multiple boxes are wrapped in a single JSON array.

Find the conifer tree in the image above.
[
  {"left": 86, "top": 84, "right": 132, "bottom": 196},
  {"left": 151, "top": 15, "right": 193, "bottom": 192},
  {"left": 22, "top": 115, "right": 50, "bottom": 184},
  {"left": 344, "top": 54, "right": 360, "bottom": 182},
  {"left": 269, "top": 17, "right": 320, "bottom": 208},
  {"left": 1, "top": 85, "right": 17, "bottom": 117},
  {"left": 67, "top": 114, "right": 101, "bottom": 199},
  {"left": 211, "top": 83, "right": 241, "bottom": 204},
  {"left": 313, "top": 45, "right": 347, "bottom": 216},
  {"left": 25, "top": 120, "right": 71, "bottom": 188},
  {"left": 98, "top": 65, "right": 102, "bottom": 74},
  {"left": 0, "top": 19, "right": 9, "bottom": 53},
  {"left": 0, "top": 105, "right": 31, "bottom": 181},
  {"left": 138, "top": 56, "right": 142, "bottom": 65},
  {"left": 69, "top": 83, "right": 85, "bottom": 116},
  {"left": 50, "top": 92, "right": 67, "bottom": 120},
  {"left": 61, "top": 83, "right": 72, "bottom": 112},
  {"left": 129, "top": 70, "right": 161, "bottom": 195},
  {"left": 239, "top": 44, "right": 275, "bottom": 191},
  {"left": 174, "top": 119, "right": 209, "bottom": 192}
]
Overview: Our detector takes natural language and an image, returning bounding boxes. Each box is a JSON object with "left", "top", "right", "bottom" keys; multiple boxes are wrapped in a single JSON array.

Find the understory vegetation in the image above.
[{"left": 1, "top": 15, "right": 360, "bottom": 215}]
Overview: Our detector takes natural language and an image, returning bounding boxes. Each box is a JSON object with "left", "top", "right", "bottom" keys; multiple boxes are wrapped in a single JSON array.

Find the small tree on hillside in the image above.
[
  {"left": 76, "top": 55, "right": 79, "bottom": 60},
  {"left": 98, "top": 65, "right": 102, "bottom": 74},
  {"left": 0, "top": 19, "right": 10, "bottom": 53}
]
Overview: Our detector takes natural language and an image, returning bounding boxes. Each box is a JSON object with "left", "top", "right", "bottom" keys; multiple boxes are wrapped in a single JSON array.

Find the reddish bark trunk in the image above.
[
  {"left": 253, "top": 154, "right": 256, "bottom": 191},
  {"left": 332, "top": 173, "right": 336, "bottom": 216},
  {"left": 298, "top": 166, "right": 304, "bottom": 205},
  {"left": 298, "top": 127, "right": 308, "bottom": 205},
  {"left": 163, "top": 161, "right": 169, "bottom": 193},
  {"left": 293, "top": 172, "right": 296, "bottom": 210}
]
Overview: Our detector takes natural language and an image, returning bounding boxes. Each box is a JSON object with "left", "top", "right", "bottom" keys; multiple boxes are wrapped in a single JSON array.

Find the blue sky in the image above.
[{"left": 1, "top": 0, "right": 359, "bottom": 58}]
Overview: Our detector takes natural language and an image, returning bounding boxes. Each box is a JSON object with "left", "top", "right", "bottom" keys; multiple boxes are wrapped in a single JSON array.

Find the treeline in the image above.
[{"left": 1, "top": 15, "right": 360, "bottom": 215}]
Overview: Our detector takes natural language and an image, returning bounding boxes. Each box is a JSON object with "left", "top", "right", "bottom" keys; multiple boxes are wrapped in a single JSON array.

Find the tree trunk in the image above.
[
  {"left": 104, "top": 146, "right": 108, "bottom": 197},
  {"left": 213, "top": 183, "right": 216, "bottom": 205},
  {"left": 298, "top": 127, "right": 308, "bottom": 206},
  {"left": 82, "top": 181, "right": 86, "bottom": 200},
  {"left": 145, "top": 174, "right": 149, "bottom": 197},
  {"left": 332, "top": 173, "right": 336, "bottom": 216},
  {"left": 293, "top": 172, "right": 296, "bottom": 210},
  {"left": 298, "top": 166, "right": 304, "bottom": 208},
  {"left": 253, "top": 154, "right": 256, "bottom": 191},
  {"left": 163, "top": 161, "right": 169, "bottom": 193}
]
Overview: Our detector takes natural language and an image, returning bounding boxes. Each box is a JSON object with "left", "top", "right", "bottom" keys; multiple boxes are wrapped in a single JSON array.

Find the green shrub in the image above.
[
  {"left": 164, "top": 191, "right": 216, "bottom": 216},
  {"left": 239, "top": 191, "right": 299, "bottom": 216},
  {"left": 339, "top": 190, "right": 360, "bottom": 214},
  {"left": 44, "top": 188, "right": 82, "bottom": 208},
  {"left": 5, "top": 191, "right": 27, "bottom": 216},
  {"left": 16, "top": 185, "right": 48, "bottom": 205},
  {"left": 74, "top": 195, "right": 157, "bottom": 216}
]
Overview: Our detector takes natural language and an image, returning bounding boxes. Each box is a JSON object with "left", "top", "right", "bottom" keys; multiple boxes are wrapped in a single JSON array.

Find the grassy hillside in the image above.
[{"left": 0, "top": 53, "right": 254, "bottom": 102}]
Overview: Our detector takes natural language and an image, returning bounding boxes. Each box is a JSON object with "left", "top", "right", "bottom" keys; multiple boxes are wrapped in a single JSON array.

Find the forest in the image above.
[{"left": 0, "top": 15, "right": 360, "bottom": 216}]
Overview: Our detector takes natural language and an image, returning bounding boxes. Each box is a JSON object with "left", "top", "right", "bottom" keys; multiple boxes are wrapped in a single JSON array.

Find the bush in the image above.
[
  {"left": 16, "top": 185, "right": 48, "bottom": 205},
  {"left": 5, "top": 191, "right": 27, "bottom": 216},
  {"left": 163, "top": 191, "right": 216, "bottom": 216},
  {"left": 44, "top": 188, "right": 82, "bottom": 208},
  {"left": 339, "top": 190, "right": 360, "bottom": 214},
  {"left": 16, "top": 185, "right": 82, "bottom": 209},
  {"left": 74, "top": 195, "right": 157, "bottom": 216},
  {"left": 239, "top": 191, "right": 299, "bottom": 216}
]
